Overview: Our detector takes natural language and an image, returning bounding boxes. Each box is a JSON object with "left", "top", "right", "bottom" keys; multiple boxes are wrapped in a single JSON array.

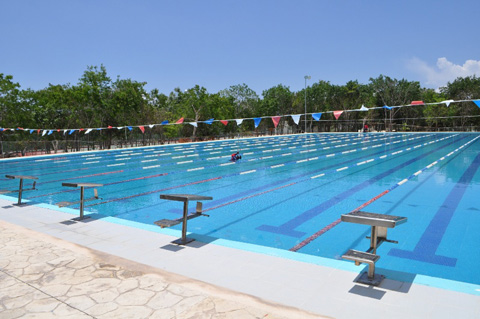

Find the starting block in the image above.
[
  {"left": 155, "top": 194, "right": 213, "bottom": 245},
  {"left": 0, "top": 175, "right": 38, "bottom": 205},
  {"left": 57, "top": 182, "right": 103, "bottom": 220}
]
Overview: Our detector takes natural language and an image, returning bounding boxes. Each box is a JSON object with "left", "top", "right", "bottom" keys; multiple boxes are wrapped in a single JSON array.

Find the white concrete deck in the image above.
[{"left": 1, "top": 197, "right": 479, "bottom": 318}]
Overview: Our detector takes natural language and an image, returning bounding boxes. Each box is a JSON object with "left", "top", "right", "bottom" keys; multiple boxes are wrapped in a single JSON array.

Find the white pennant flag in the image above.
[
  {"left": 42, "top": 130, "right": 47, "bottom": 136},
  {"left": 290, "top": 114, "right": 301, "bottom": 125},
  {"left": 85, "top": 129, "right": 92, "bottom": 134},
  {"left": 63, "top": 129, "right": 68, "bottom": 135},
  {"left": 359, "top": 104, "right": 369, "bottom": 111},
  {"left": 189, "top": 122, "right": 198, "bottom": 127},
  {"left": 235, "top": 119, "right": 243, "bottom": 126},
  {"left": 441, "top": 100, "right": 455, "bottom": 107},
  {"left": 149, "top": 124, "right": 154, "bottom": 128}
]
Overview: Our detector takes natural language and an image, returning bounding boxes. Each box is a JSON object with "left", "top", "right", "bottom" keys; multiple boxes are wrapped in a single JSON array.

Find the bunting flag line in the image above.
[
  {"left": 254, "top": 117, "right": 262, "bottom": 128},
  {"left": 333, "top": 111, "right": 343, "bottom": 120},
  {"left": 271, "top": 116, "right": 281, "bottom": 128},
  {"left": 2, "top": 98, "right": 478, "bottom": 137},
  {"left": 312, "top": 113, "right": 322, "bottom": 121},
  {"left": 442, "top": 100, "right": 454, "bottom": 107},
  {"left": 291, "top": 114, "right": 301, "bottom": 125}
]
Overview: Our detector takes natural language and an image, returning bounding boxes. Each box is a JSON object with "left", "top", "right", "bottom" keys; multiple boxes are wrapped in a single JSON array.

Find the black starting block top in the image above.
[
  {"left": 341, "top": 211, "right": 407, "bottom": 228},
  {"left": 62, "top": 182, "right": 104, "bottom": 188},
  {"left": 6, "top": 175, "right": 38, "bottom": 180},
  {"left": 160, "top": 194, "right": 213, "bottom": 202}
]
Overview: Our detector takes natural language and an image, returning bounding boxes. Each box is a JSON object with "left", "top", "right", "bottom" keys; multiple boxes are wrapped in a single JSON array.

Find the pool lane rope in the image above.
[
  {"left": 84, "top": 133, "right": 443, "bottom": 207},
  {"left": 289, "top": 134, "right": 480, "bottom": 252},
  {"left": 28, "top": 133, "right": 425, "bottom": 199}
]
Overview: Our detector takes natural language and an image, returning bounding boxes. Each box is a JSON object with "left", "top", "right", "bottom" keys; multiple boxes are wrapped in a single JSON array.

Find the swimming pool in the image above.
[{"left": 1, "top": 132, "right": 480, "bottom": 287}]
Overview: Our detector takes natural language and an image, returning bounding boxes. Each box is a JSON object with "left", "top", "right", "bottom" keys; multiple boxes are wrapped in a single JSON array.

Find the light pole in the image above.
[{"left": 304, "top": 75, "right": 311, "bottom": 133}]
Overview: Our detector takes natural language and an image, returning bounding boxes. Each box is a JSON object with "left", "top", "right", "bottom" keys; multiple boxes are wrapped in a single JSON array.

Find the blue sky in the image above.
[{"left": 1, "top": 0, "right": 479, "bottom": 95}]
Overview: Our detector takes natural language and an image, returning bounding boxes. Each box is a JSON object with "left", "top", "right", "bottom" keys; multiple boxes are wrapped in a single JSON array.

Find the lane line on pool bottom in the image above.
[{"left": 289, "top": 134, "right": 480, "bottom": 252}]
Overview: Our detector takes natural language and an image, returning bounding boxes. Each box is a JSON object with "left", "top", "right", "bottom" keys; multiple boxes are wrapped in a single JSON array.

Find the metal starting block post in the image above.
[
  {"left": 1, "top": 175, "right": 38, "bottom": 205},
  {"left": 341, "top": 211, "right": 407, "bottom": 286},
  {"left": 0, "top": 175, "right": 38, "bottom": 205},
  {"left": 155, "top": 194, "right": 213, "bottom": 245},
  {"left": 58, "top": 182, "right": 103, "bottom": 220}
]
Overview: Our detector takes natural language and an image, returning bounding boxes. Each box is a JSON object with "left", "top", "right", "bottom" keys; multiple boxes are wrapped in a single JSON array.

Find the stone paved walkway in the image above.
[{"left": 0, "top": 221, "right": 324, "bottom": 319}]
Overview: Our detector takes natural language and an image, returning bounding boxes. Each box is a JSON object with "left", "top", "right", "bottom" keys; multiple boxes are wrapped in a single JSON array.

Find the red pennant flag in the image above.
[
  {"left": 411, "top": 101, "right": 424, "bottom": 105},
  {"left": 139, "top": 126, "right": 145, "bottom": 133},
  {"left": 333, "top": 111, "right": 343, "bottom": 120},
  {"left": 220, "top": 120, "right": 228, "bottom": 126},
  {"left": 176, "top": 117, "right": 184, "bottom": 124},
  {"left": 37, "top": 129, "right": 40, "bottom": 135},
  {"left": 79, "top": 128, "right": 84, "bottom": 132},
  {"left": 57, "top": 129, "right": 60, "bottom": 132},
  {"left": 108, "top": 125, "right": 113, "bottom": 129},
  {"left": 271, "top": 116, "right": 281, "bottom": 128}
]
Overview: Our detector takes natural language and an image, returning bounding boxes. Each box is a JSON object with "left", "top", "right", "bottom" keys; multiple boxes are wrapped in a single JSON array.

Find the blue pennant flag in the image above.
[
  {"left": 127, "top": 126, "right": 132, "bottom": 131},
  {"left": 47, "top": 130, "right": 53, "bottom": 135},
  {"left": 383, "top": 105, "right": 393, "bottom": 110},
  {"left": 312, "top": 113, "right": 322, "bottom": 121},
  {"left": 254, "top": 117, "right": 262, "bottom": 128},
  {"left": 161, "top": 120, "right": 169, "bottom": 125},
  {"left": 69, "top": 129, "right": 75, "bottom": 135},
  {"left": 204, "top": 118, "right": 214, "bottom": 125},
  {"left": 474, "top": 100, "right": 480, "bottom": 108},
  {"left": 29, "top": 129, "right": 34, "bottom": 134}
]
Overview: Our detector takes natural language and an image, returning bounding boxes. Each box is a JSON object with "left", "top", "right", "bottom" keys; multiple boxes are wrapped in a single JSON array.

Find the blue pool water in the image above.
[{"left": 1, "top": 132, "right": 480, "bottom": 287}]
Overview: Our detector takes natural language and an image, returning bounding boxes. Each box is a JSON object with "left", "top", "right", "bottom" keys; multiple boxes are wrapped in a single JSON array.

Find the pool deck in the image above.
[{"left": 1, "top": 198, "right": 479, "bottom": 319}]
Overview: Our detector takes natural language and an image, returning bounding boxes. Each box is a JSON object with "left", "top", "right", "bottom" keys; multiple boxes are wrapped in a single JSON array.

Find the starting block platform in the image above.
[
  {"left": 57, "top": 182, "right": 103, "bottom": 220},
  {"left": 155, "top": 194, "right": 213, "bottom": 245},
  {"left": 0, "top": 175, "right": 38, "bottom": 205}
]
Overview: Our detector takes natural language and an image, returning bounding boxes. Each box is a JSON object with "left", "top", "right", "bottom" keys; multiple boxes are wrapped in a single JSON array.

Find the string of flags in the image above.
[{"left": 1, "top": 99, "right": 479, "bottom": 135}]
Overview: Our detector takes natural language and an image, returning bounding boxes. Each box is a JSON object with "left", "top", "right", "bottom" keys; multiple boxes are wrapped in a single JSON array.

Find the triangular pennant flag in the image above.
[
  {"left": 312, "top": 113, "right": 322, "bottom": 121},
  {"left": 127, "top": 126, "right": 132, "bottom": 131},
  {"left": 42, "top": 130, "right": 47, "bottom": 136},
  {"left": 107, "top": 125, "right": 113, "bottom": 129},
  {"left": 383, "top": 105, "right": 392, "bottom": 110},
  {"left": 359, "top": 105, "right": 369, "bottom": 111},
  {"left": 79, "top": 128, "right": 84, "bottom": 132},
  {"left": 291, "top": 114, "right": 301, "bottom": 125},
  {"left": 29, "top": 129, "right": 34, "bottom": 134},
  {"left": 47, "top": 130, "right": 53, "bottom": 135},
  {"left": 271, "top": 116, "right": 281, "bottom": 128},
  {"left": 139, "top": 126, "right": 145, "bottom": 133},
  {"left": 254, "top": 117, "right": 262, "bottom": 128},
  {"left": 189, "top": 122, "right": 198, "bottom": 127},
  {"left": 333, "top": 111, "right": 343, "bottom": 120},
  {"left": 148, "top": 124, "right": 154, "bottom": 128},
  {"left": 161, "top": 120, "right": 169, "bottom": 125},
  {"left": 69, "top": 129, "right": 75, "bottom": 135},
  {"left": 235, "top": 119, "right": 243, "bottom": 126},
  {"left": 175, "top": 118, "right": 184, "bottom": 124},
  {"left": 441, "top": 100, "right": 454, "bottom": 107},
  {"left": 204, "top": 118, "right": 214, "bottom": 125},
  {"left": 63, "top": 129, "right": 67, "bottom": 135},
  {"left": 411, "top": 101, "right": 424, "bottom": 105},
  {"left": 220, "top": 120, "right": 228, "bottom": 126},
  {"left": 57, "top": 129, "right": 60, "bottom": 132},
  {"left": 117, "top": 126, "right": 123, "bottom": 129},
  {"left": 17, "top": 127, "right": 24, "bottom": 130},
  {"left": 85, "top": 129, "right": 92, "bottom": 134},
  {"left": 37, "top": 129, "right": 41, "bottom": 135},
  {"left": 9, "top": 128, "right": 14, "bottom": 131},
  {"left": 473, "top": 100, "right": 480, "bottom": 108}
]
